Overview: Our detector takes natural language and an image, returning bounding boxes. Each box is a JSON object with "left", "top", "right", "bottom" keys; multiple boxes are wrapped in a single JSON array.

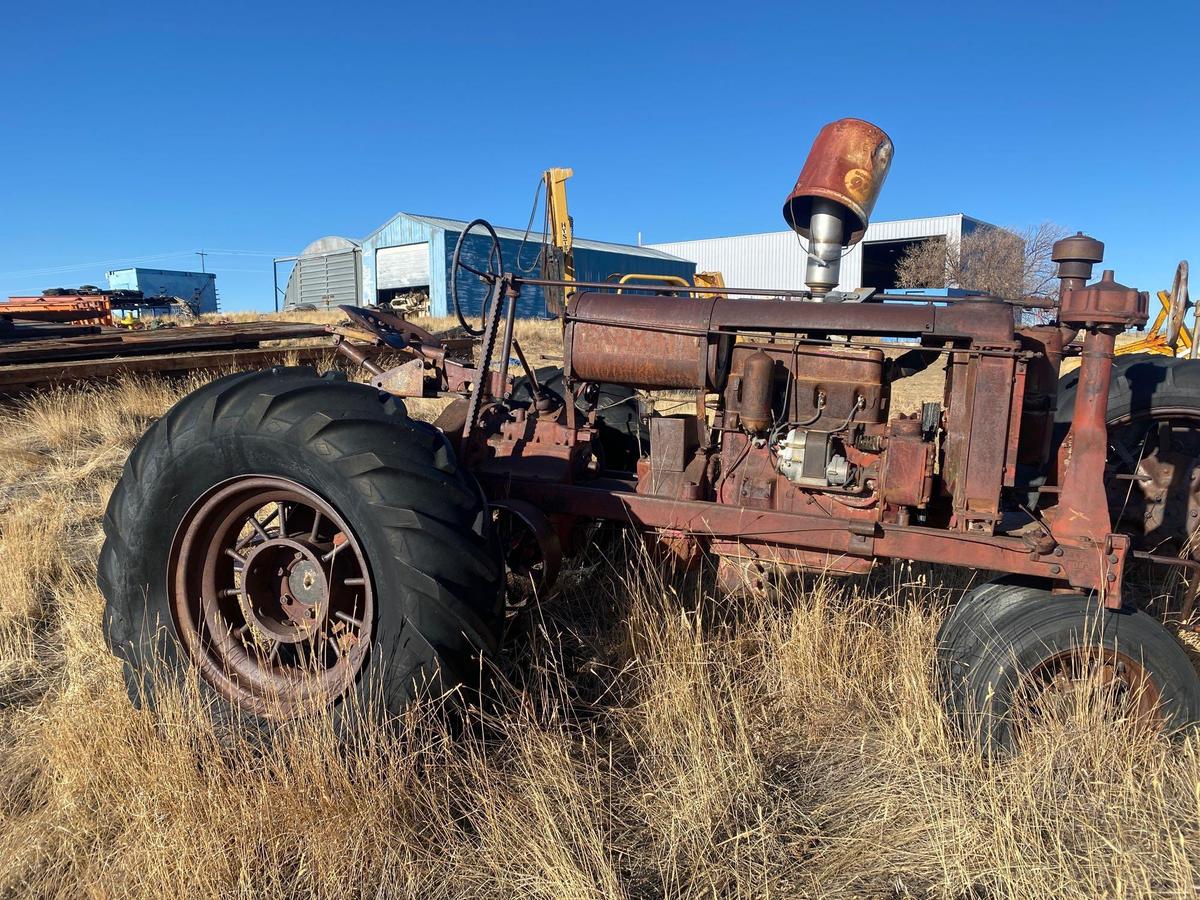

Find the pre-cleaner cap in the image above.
[{"left": 783, "top": 118, "right": 894, "bottom": 246}]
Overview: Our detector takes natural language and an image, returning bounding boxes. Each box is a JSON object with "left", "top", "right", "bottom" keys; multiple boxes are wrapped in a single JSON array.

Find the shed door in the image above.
[
  {"left": 377, "top": 243, "right": 430, "bottom": 290},
  {"left": 298, "top": 249, "right": 359, "bottom": 307}
]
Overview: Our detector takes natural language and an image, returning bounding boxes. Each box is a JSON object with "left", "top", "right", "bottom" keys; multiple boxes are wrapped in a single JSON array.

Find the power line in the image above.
[
  {"left": 0, "top": 247, "right": 290, "bottom": 281},
  {"left": 0, "top": 251, "right": 197, "bottom": 280}
]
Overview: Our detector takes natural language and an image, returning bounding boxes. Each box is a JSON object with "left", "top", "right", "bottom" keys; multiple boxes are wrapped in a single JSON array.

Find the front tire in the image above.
[
  {"left": 99, "top": 367, "right": 502, "bottom": 726},
  {"left": 938, "top": 580, "right": 1200, "bottom": 753}
]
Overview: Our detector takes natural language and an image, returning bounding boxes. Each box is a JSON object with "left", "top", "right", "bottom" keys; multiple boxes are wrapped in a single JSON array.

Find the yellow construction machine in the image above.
[
  {"left": 538, "top": 167, "right": 725, "bottom": 310},
  {"left": 539, "top": 167, "right": 575, "bottom": 315}
]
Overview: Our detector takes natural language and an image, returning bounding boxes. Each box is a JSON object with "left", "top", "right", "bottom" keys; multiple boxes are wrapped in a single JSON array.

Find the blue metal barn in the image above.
[
  {"left": 286, "top": 213, "right": 696, "bottom": 317},
  {"left": 360, "top": 213, "right": 696, "bottom": 317}
]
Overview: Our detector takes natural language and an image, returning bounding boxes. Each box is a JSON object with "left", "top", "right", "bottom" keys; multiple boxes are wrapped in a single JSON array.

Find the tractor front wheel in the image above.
[{"left": 937, "top": 580, "right": 1200, "bottom": 753}]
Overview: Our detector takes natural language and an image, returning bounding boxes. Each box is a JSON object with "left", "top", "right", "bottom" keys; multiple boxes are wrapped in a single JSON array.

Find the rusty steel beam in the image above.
[
  {"left": 481, "top": 476, "right": 1128, "bottom": 601},
  {"left": 0, "top": 321, "right": 330, "bottom": 364},
  {"left": 0, "top": 345, "right": 342, "bottom": 395}
]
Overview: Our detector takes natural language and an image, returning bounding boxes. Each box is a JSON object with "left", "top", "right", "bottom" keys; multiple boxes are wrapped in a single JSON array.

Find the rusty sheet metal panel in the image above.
[
  {"left": 880, "top": 419, "right": 934, "bottom": 509},
  {"left": 566, "top": 292, "right": 725, "bottom": 391},
  {"left": 1015, "top": 325, "right": 1072, "bottom": 467},
  {"left": 941, "top": 348, "right": 1020, "bottom": 532},
  {"left": 783, "top": 118, "right": 894, "bottom": 244}
]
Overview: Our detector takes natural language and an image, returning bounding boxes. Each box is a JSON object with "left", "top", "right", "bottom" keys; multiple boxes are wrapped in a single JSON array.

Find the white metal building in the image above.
[{"left": 648, "top": 214, "right": 996, "bottom": 296}]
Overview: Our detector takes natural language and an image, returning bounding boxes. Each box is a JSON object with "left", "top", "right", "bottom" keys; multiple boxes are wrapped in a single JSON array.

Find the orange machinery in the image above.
[{"left": 0, "top": 293, "right": 115, "bottom": 327}]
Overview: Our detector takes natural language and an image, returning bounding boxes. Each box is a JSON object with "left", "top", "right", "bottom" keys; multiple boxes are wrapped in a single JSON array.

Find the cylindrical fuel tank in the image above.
[
  {"left": 739, "top": 349, "right": 775, "bottom": 433},
  {"left": 566, "top": 292, "right": 729, "bottom": 391},
  {"left": 782, "top": 118, "right": 893, "bottom": 245}
]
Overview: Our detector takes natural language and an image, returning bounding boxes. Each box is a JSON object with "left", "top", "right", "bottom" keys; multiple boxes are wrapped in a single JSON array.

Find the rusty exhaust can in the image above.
[{"left": 783, "top": 118, "right": 893, "bottom": 245}]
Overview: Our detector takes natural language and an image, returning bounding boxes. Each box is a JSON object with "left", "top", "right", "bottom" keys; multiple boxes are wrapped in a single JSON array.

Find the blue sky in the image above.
[{"left": 0, "top": 1, "right": 1196, "bottom": 311}]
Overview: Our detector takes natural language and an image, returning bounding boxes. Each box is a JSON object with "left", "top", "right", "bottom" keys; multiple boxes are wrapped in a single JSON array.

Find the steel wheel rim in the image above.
[
  {"left": 170, "top": 475, "right": 374, "bottom": 717},
  {"left": 1021, "top": 646, "right": 1164, "bottom": 730}
]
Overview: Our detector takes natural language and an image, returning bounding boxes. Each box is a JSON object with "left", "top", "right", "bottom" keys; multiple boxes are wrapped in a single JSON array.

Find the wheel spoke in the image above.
[
  {"left": 1110, "top": 435, "right": 1141, "bottom": 472},
  {"left": 322, "top": 540, "right": 349, "bottom": 562},
  {"left": 1115, "top": 431, "right": 1152, "bottom": 527},
  {"left": 1158, "top": 421, "right": 1173, "bottom": 456},
  {"left": 224, "top": 548, "right": 246, "bottom": 569},
  {"left": 235, "top": 507, "right": 279, "bottom": 550}
]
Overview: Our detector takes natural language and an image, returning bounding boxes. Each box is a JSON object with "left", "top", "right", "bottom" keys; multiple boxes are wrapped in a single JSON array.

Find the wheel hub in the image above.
[
  {"left": 1028, "top": 647, "right": 1163, "bottom": 727},
  {"left": 240, "top": 538, "right": 330, "bottom": 642}
]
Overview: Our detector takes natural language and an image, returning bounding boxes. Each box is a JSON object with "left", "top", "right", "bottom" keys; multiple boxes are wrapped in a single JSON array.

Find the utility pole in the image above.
[{"left": 196, "top": 249, "right": 207, "bottom": 273}]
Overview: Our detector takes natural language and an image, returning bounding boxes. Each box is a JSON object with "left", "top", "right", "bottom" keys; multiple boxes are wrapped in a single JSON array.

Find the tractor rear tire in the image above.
[
  {"left": 1054, "top": 354, "right": 1200, "bottom": 550},
  {"left": 937, "top": 581, "right": 1200, "bottom": 753},
  {"left": 99, "top": 366, "right": 503, "bottom": 728},
  {"left": 1056, "top": 353, "right": 1200, "bottom": 434}
]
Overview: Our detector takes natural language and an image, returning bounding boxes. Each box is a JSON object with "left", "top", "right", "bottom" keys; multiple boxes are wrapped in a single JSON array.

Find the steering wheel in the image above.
[
  {"left": 1165, "top": 260, "right": 1190, "bottom": 354},
  {"left": 450, "top": 219, "right": 504, "bottom": 337}
]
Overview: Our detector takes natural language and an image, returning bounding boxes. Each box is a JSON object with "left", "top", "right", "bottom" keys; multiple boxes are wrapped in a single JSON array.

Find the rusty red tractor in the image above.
[{"left": 100, "top": 119, "right": 1200, "bottom": 751}]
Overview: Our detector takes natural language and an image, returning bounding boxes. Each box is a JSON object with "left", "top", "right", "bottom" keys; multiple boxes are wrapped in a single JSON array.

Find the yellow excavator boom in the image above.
[
  {"left": 539, "top": 166, "right": 728, "bottom": 309},
  {"left": 543, "top": 167, "right": 575, "bottom": 314}
]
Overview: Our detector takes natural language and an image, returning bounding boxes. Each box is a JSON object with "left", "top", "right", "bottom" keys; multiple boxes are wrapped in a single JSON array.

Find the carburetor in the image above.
[{"left": 726, "top": 341, "right": 885, "bottom": 492}]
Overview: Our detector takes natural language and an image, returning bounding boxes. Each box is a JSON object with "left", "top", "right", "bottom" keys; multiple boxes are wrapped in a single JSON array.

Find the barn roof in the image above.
[{"left": 365, "top": 212, "right": 688, "bottom": 262}]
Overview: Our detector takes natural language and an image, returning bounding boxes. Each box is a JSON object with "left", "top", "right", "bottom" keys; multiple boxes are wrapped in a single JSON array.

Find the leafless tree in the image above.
[{"left": 895, "top": 222, "right": 1068, "bottom": 302}]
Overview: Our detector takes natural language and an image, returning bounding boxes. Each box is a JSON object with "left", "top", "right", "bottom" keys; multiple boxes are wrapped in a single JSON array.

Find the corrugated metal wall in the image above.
[
  {"left": 359, "top": 215, "right": 445, "bottom": 310},
  {"left": 437, "top": 234, "right": 697, "bottom": 318},
  {"left": 105, "top": 268, "right": 219, "bottom": 313},
  {"left": 649, "top": 215, "right": 968, "bottom": 294},
  {"left": 285, "top": 250, "right": 359, "bottom": 308}
]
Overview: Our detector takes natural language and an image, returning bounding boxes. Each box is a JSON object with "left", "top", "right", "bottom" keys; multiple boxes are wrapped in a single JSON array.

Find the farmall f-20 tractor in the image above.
[{"left": 99, "top": 119, "right": 1200, "bottom": 751}]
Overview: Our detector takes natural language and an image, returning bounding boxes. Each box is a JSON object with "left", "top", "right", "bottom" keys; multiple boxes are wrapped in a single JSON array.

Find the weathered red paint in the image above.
[{"left": 331, "top": 121, "right": 1170, "bottom": 611}]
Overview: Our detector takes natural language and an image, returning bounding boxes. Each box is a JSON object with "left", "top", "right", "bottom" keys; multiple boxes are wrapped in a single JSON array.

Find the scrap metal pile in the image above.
[{"left": 0, "top": 317, "right": 336, "bottom": 395}]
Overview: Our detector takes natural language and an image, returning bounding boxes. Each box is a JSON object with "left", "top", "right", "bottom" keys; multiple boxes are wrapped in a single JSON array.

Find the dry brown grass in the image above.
[{"left": 0, "top": 350, "right": 1197, "bottom": 897}]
